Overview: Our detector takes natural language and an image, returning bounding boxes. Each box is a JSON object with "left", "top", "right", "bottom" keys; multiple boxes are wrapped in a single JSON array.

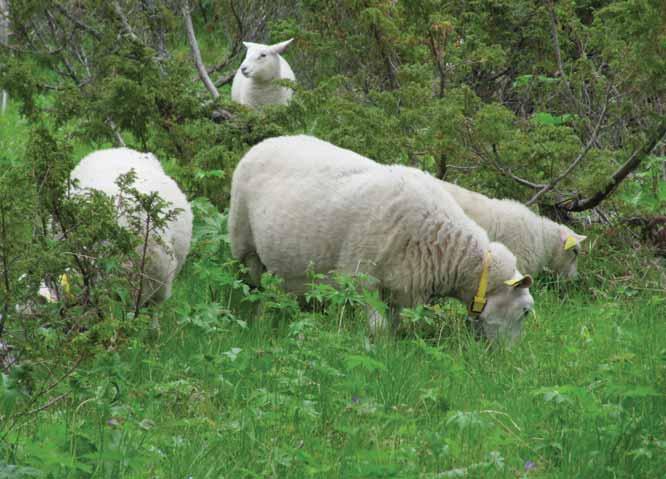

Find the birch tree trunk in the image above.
[{"left": 0, "top": 0, "right": 8, "bottom": 114}]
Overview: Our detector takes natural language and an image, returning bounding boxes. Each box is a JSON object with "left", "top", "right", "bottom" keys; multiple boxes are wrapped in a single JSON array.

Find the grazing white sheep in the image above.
[
  {"left": 229, "top": 135, "right": 535, "bottom": 342},
  {"left": 440, "top": 182, "right": 587, "bottom": 279},
  {"left": 70, "top": 148, "right": 193, "bottom": 304},
  {"left": 231, "top": 39, "right": 295, "bottom": 108}
]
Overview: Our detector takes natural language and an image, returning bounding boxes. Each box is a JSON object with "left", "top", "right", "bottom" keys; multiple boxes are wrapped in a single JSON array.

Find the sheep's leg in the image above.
[
  {"left": 367, "top": 289, "right": 402, "bottom": 337},
  {"left": 367, "top": 305, "right": 401, "bottom": 336},
  {"left": 367, "top": 306, "right": 387, "bottom": 336},
  {"left": 243, "top": 252, "right": 266, "bottom": 288}
]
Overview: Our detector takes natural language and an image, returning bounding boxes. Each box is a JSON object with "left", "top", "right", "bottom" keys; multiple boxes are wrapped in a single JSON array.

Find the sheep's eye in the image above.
[
  {"left": 259, "top": 53, "right": 267, "bottom": 58},
  {"left": 572, "top": 248, "right": 579, "bottom": 257}
]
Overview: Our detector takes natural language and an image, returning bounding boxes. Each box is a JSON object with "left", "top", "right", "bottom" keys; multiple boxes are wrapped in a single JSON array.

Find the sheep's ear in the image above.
[
  {"left": 269, "top": 38, "right": 294, "bottom": 54},
  {"left": 560, "top": 228, "right": 586, "bottom": 250},
  {"left": 504, "top": 274, "right": 533, "bottom": 289},
  {"left": 243, "top": 41, "right": 261, "bottom": 50},
  {"left": 574, "top": 233, "right": 587, "bottom": 244}
]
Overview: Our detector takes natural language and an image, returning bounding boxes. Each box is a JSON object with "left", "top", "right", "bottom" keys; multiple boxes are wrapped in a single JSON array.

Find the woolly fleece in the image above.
[
  {"left": 230, "top": 135, "right": 534, "bottom": 341},
  {"left": 440, "top": 182, "right": 586, "bottom": 278},
  {"left": 70, "top": 148, "right": 193, "bottom": 304}
]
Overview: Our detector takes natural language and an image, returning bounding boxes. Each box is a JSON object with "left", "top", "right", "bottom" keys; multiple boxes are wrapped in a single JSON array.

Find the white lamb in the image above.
[
  {"left": 440, "top": 182, "right": 587, "bottom": 279},
  {"left": 70, "top": 148, "right": 193, "bottom": 304},
  {"left": 229, "top": 135, "right": 535, "bottom": 342},
  {"left": 231, "top": 39, "right": 295, "bottom": 108}
]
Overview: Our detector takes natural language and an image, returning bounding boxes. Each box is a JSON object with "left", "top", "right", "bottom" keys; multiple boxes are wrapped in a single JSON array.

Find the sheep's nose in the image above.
[
  {"left": 240, "top": 66, "right": 249, "bottom": 75},
  {"left": 524, "top": 296, "right": 535, "bottom": 313}
]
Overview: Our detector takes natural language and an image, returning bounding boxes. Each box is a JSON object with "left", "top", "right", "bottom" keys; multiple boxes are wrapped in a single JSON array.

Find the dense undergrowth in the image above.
[
  {"left": 1, "top": 1, "right": 666, "bottom": 477},
  {"left": 1, "top": 188, "right": 664, "bottom": 478}
]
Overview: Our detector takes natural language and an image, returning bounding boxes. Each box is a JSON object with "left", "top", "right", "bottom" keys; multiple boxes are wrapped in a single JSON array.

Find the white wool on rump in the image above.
[
  {"left": 440, "top": 182, "right": 587, "bottom": 279},
  {"left": 229, "top": 135, "right": 535, "bottom": 342},
  {"left": 70, "top": 147, "right": 193, "bottom": 304},
  {"left": 231, "top": 39, "right": 295, "bottom": 108}
]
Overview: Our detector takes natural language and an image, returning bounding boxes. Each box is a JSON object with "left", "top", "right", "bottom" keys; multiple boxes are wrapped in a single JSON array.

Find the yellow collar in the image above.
[{"left": 470, "top": 251, "right": 491, "bottom": 315}]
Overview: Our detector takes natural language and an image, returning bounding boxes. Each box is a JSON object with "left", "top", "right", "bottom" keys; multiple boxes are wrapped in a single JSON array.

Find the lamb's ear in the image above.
[
  {"left": 269, "top": 38, "right": 294, "bottom": 54},
  {"left": 504, "top": 274, "right": 533, "bottom": 289},
  {"left": 243, "top": 41, "right": 261, "bottom": 50}
]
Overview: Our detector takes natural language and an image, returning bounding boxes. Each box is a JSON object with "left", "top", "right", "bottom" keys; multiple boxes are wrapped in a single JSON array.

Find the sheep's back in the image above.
[{"left": 231, "top": 136, "right": 474, "bottom": 291}]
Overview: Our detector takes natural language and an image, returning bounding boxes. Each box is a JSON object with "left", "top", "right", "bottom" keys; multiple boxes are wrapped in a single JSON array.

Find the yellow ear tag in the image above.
[
  {"left": 564, "top": 235, "right": 577, "bottom": 251},
  {"left": 504, "top": 278, "right": 521, "bottom": 287},
  {"left": 59, "top": 273, "right": 72, "bottom": 297}
]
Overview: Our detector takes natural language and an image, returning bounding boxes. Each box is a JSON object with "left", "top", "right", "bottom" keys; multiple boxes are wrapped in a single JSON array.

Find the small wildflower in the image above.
[
  {"left": 351, "top": 395, "right": 360, "bottom": 404},
  {"left": 106, "top": 418, "right": 121, "bottom": 428},
  {"left": 524, "top": 460, "right": 536, "bottom": 472}
]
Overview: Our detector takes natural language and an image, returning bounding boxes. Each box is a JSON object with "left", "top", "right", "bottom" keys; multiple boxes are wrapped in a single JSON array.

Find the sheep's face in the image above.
[
  {"left": 467, "top": 242, "right": 534, "bottom": 344},
  {"left": 550, "top": 227, "right": 587, "bottom": 279},
  {"left": 477, "top": 274, "right": 534, "bottom": 344},
  {"left": 240, "top": 39, "right": 293, "bottom": 83}
]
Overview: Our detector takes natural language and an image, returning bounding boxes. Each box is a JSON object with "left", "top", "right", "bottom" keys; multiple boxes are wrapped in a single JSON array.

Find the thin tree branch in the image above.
[
  {"left": 488, "top": 144, "right": 546, "bottom": 189},
  {"left": 106, "top": 118, "right": 126, "bottom": 147},
  {"left": 182, "top": 1, "right": 219, "bottom": 99},
  {"left": 214, "top": 71, "right": 235, "bottom": 88},
  {"left": 426, "top": 29, "right": 447, "bottom": 98},
  {"left": 561, "top": 117, "right": 666, "bottom": 211},
  {"left": 23, "top": 393, "right": 69, "bottom": 416},
  {"left": 53, "top": 4, "right": 102, "bottom": 41},
  {"left": 112, "top": 1, "right": 138, "bottom": 41},
  {"left": 526, "top": 94, "right": 609, "bottom": 206},
  {"left": 546, "top": 0, "right": 578, "bottom": 110}
]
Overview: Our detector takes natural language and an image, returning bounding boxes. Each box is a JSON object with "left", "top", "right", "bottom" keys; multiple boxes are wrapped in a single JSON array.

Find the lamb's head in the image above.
[
  {"left": 468, "top": 242, "right": 534, "bottom": 344},
  {"left": 239, "top": 39, "right": 294, "bottom": 82},
  {"left": 549, "top": 226, "right": 587, "bottom": 279}
]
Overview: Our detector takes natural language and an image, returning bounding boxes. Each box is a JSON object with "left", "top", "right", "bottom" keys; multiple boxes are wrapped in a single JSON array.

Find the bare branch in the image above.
[
  {"left": 526, "top": 93, "right": 610, "bottom": 206},
  {"left": 182, "top": 1, "right": 219, "bottom": 99},
  {"left": 0, "top": 0, "right": 8, "bottom": 114},
  {"left": 561, "top": 117, "right": 666, "bottom": 212},
  {"left": 112, "top": 1, "right": 138, "bottom": 41},
  {"left": 43, "top": 11, "right": 82, "bottom": 84},
  {"left": 546, "top": 0, "right": 580, "bottom": 112},
  {"left": 229, "top": 0, "right": 244, "bottom": 42},
  {"left": 214, "top": 71, "right": 235, "bottom": 88},
  {"left": 53, "top": 4, "right": 102, "bottom": 41},
  {"left": 24, "top": 393, "right": 69, "bottom": 416},
  {"left": 106, "top": 118, "right": 126, "bottom": 147},
  {"left": 426, "top": 29, "right": 447, "bottom": 98},
  {"left": 488, "top": 144, "right": 546, "bottom": 189}
]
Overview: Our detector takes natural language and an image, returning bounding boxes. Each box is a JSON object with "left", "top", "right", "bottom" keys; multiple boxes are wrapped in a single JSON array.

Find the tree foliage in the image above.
[{"left": 0, "top": 0, "right": 662, "bottom": 214}]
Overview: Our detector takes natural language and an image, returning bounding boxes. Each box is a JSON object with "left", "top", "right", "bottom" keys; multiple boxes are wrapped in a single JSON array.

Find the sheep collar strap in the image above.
[
  {"left": 470, "top": 251, "right": 492, "bottom": 315},
  {"left": 563, "top": 235, "right": 577, "bottom": 251}
]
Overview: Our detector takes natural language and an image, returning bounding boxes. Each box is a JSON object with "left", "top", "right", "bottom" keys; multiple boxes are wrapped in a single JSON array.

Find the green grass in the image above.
[
  {"left": 1, "top": 103, "right": 664, "bottom": 478},
  {"left": 0, "top": 101, "right": 29, "bottom": 166},
  {"left": 3, "top": 204, "right": 664, "bottom": 479}
]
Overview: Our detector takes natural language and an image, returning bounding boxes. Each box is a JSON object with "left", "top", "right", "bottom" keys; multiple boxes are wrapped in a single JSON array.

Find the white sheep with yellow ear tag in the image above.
[
  {"left": 440, "top": 182, "right": 587, "bottom": 279},
  {"left": 70, "top": 148, "right": 193, "bottom": 305},
  {"left": 229, "top": 135, "right": 535, "bottom": 343}
]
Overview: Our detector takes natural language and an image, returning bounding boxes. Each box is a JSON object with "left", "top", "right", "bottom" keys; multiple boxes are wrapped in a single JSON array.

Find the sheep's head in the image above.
[
  {"left": 549, "top": 226, "right": 587, "bottom": 279},
  {"left": 239, "top": 39, "right": 294, "bottom": 82},
  {"left": 468, "top": 242, "right": 534, "bottom": 344}
]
